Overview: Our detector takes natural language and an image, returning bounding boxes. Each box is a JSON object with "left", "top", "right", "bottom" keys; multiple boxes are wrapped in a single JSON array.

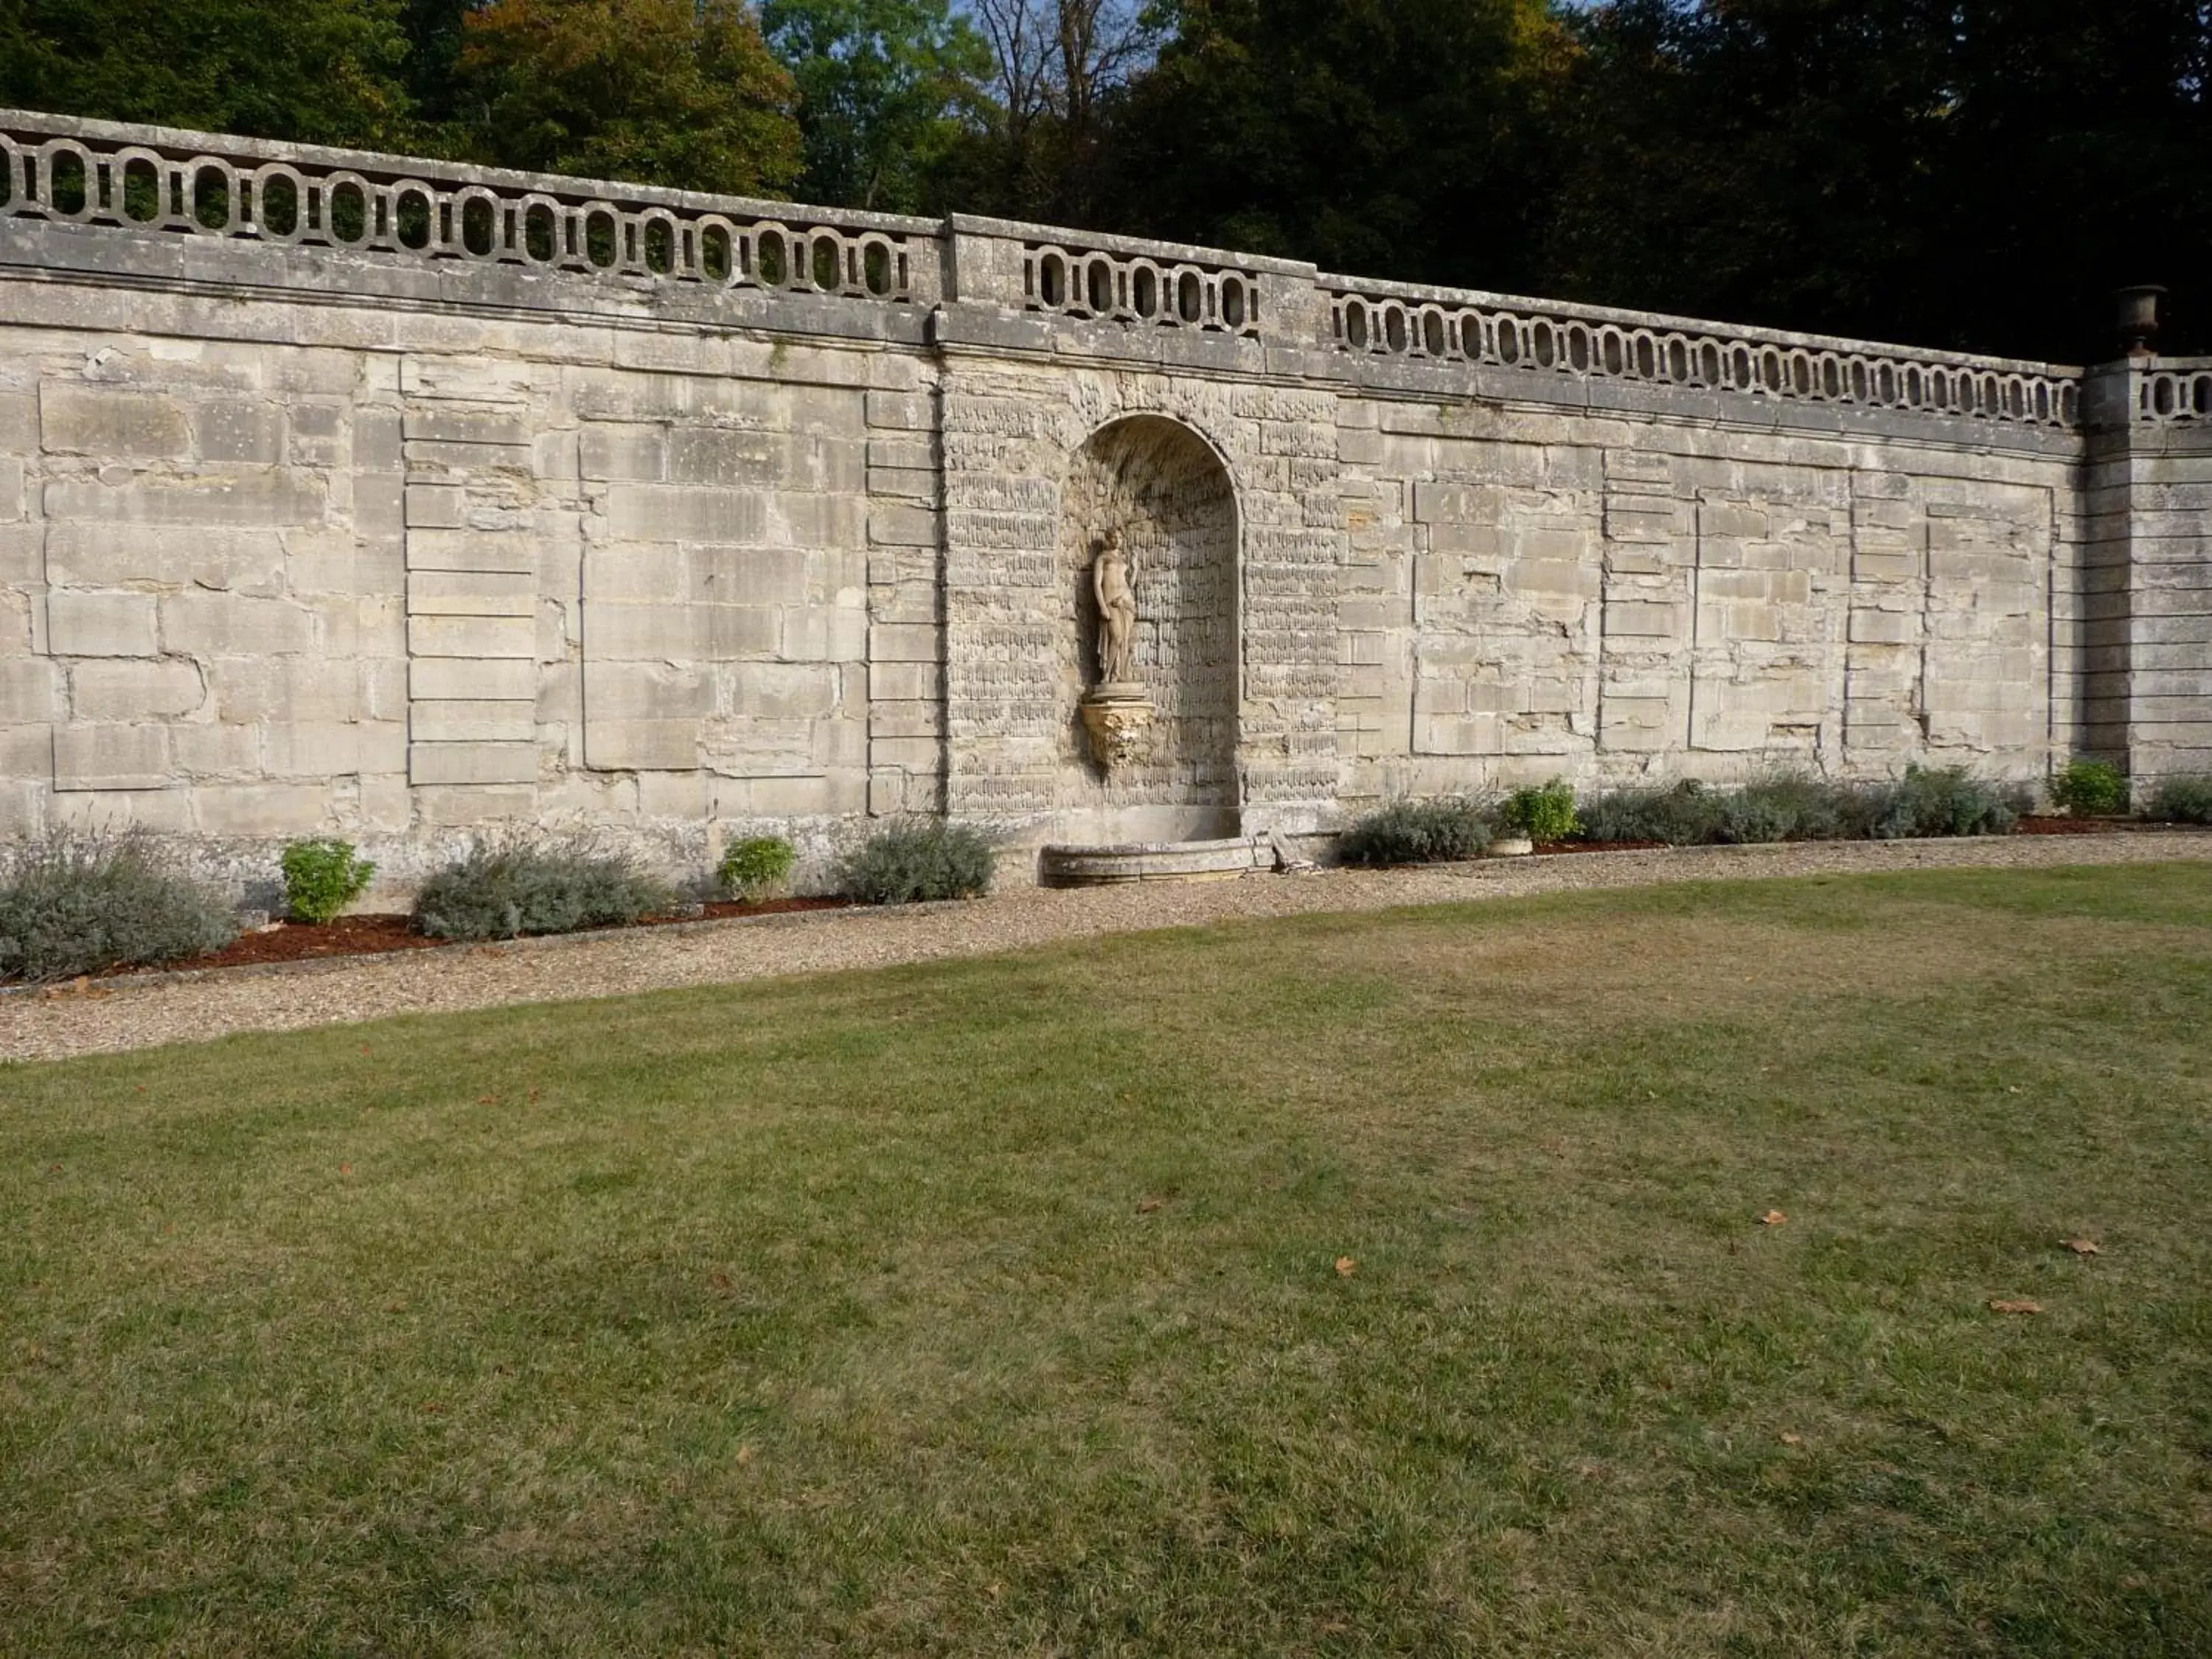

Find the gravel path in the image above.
[{"left": 6, "top": 832, "right": 2209, "bottom": 1065}]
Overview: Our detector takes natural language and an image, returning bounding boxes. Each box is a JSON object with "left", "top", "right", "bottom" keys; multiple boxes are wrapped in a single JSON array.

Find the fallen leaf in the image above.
[
  {"left": 2062, "top": 1238, "right": 2101, "bottom": 1256},
  {"left": 421, "top": 1401, "right": 444, "bottom": 1414},
  {"left": 476, "top": 1094, "right": 499, "bottom": 1105},
  {"left": 736, "top": 1444, "right": 755, "bottom": 1466},
  {"left": 709, "top": 1270, "right": 733, "bottom": 1291},
  {"left": 1760, "top": 1209, "right": 1788, "bottom": 1227},
  {"left": 1136, "top": 1197, "right": 1164, "bottom": 1214},
  {"left": 1335, "top": 1256, "right": 1357, "bottom": 1277},
  {"left": 1989, "top": 1299, "right": 2044, "bottom": 1315},
  {"left": 1780, "top": 1432, "right": 1804, "bottom": 1446},
  {"left": 339, "top": 1163, "right": 353, "bottom": 1175}
]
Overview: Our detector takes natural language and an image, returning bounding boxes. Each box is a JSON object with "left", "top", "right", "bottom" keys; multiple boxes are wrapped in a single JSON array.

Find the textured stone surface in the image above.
[{"left": 0, "top": 109, "right": 2203, "bottom": 887}]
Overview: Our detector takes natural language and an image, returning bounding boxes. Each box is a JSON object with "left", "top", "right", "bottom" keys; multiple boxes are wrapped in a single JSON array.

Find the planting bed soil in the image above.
[
  {"left": 1534, "top": 839, "right": 1672, "bottom": 855},
  {"left": 82, "top": 896, "right": 856, "bottom": 981}
]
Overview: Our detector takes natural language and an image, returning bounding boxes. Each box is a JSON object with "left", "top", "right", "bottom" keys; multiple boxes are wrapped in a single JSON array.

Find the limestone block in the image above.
[
  {"left": 411, "top": 700, "right": 538, "bottom": 743},
  {"left": 407, "top": 614, "right": 536, "bottom": 658},
  {"left": 1848, "top": 608, "right": 1919, "bottom": 646},
  {"left": 53, "top": 723, "right": 170, "bottom": 790},
  {"left": 0, "top": 456, "right": 22, "bottom": 524},
  {"left": 46, "top": 470, "right": 325, "bottom": 527},
  {"left": 607, "top": 485, "right": 767, "bottom": 543},
  {"left": 578, "top": 423, "right": 667, "bottom": 482},
  {"left": 740, "top": 662, "right": 840, "bottom": 720},
  {"left": 1599, "top": 696, "right": 1675, "bottom": 752},
  {"left": 355, "top": 476, "right": 406, "bottom": 540},
  {"left": 582, "top": 545, "right": 685, "bottom": 605},
  {"left": 409, "top": 657, "right": 538, "bottom": 700},
  {"left": 408, "top": 741, "right": 539, "bottom": 785},
  {"left": 70, "top": 658, "right": 205, "bottom": 720},
  {"left": 407, "top": 529, "right": 537, "bottom": 574},
  {"left": 868, "top": 661, "right": 943, "bottom": 703},
  {"left": 161, "top": 592, "right": 315, "bottom": 656},
  {"left": 210, "top": 656, "right": 359, "bottom": 722},
  {"left": 869, "top": 622, "right": 939, "bottom": 664},
  {"left": 0, "top": 656, "right": 58, "bottom": 723},
  {"left": 1601, "top": 599, "right": 1683, "bottom": 639},
  {"left": 782, "top": 605, "right": 869, "bottom": 663},
  {"left": 195, "top": 782, "right": 333, "bottom": 835},
  {"left": 40, "top": 384, "right": 190, "bottom": 458},
  {"left": 408, "top": 570, "right": 537, "bottom": 617},
  {"left": 667, "top": 427, "right": 785, "bottom": 487},
  {"left": 866, "top": 392, "right": 934, "bottom": 431},
  {"left": 193, "top": 401, "right": 284, "bottom": 465},
  {"left": 404, "top": 408, "right": 531, "bottom": 448},
  {"left": 583, "top": 718, "right": 697, "bottom": 771},
  {"left": 406, "top": 484, "right": 467, "bottom": 529},
  {"left": 585, "top": 602, "right": 777, "bottom": 661},
  {"left": 689, "top": 546, "right": 809, "bottom": 608},
  {"left": 49, "top": 590, "right": 159, "bottom": 658},
  {"left": 582, "top": 660, "right": 712, "bottom": 720},
  {"left": 413, "top": 785, "right": 538, "bottom": 827}
]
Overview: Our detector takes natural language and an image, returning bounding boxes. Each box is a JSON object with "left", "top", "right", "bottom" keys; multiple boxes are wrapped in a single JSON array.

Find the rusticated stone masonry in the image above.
[{"left": 1, "top": 108, "right": 2207, "bottom": 893}]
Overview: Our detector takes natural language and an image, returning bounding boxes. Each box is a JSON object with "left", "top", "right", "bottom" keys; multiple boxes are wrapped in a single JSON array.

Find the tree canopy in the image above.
[{"left": 5, "top": 0, "right": 2208, "bottom": 357}]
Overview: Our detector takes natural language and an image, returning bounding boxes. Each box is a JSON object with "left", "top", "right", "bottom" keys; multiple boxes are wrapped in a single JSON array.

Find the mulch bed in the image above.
[
  {"left": 95, "top": 897, "right": 855, "bottom": 980},
  {"left": 2017, "top": 815, "right": 2127, "bottom": 836},
  {"left": 1533, "top": 840, "right": 1671, "bottom": 855}
]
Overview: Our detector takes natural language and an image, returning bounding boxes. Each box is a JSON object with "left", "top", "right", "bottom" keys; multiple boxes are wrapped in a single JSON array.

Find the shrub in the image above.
[
  {"left": 1580, "top": 780, "right": 1722, "bottom": 846},
  {"left": 281, "top": 838, "right": 376, "bottom": 923},
  {"left": 1338, "top": 797, "right": 1494, "bottom": 865},
  {"left": 0, "top": 828, "right": 235, "bottom": 983},
  {"left": 1503, "top": 779, "right": 1580, "bottom": 844},
  {"left": 2051, "top": 759, "right": 2129, "bottom": 816},
  {"left": 414, "top": 832, "right": 681, "bottom": 942},
  {"left": 717, "top": 835, "right": 799, "bottom": 902},
  {"left": 2151, "top": 774, "right": 2212, "bottom": 824},
  {"left": 1870, "top": 765, "right": 2022, "bottom": 839},
  {"left": 836, "top": 819, "right": 995, "bottom": 905}
]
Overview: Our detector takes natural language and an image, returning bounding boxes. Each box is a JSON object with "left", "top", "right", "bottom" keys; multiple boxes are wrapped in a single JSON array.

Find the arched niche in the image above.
[{"left": 1055, "top": 414, "right": 1240, "bottom": 839}]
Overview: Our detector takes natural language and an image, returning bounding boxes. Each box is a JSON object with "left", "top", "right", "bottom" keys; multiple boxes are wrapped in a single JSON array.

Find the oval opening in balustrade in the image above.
[
  {"left": 1342, "top": 299, "right": 1368, "bottom": 349},
  {"left": 1877, "top": 364, "right": 1896, "bottom": 403},
  {"left": 1133, "top": 265, "right": 1158, "bottom": 319},
  {"left": 393, "top": 186, "right": 434, "bottom": 251},
  {"left": 524, "top": 202, "right": 558, "bottom": 263},
  {"left": 462, "top": 194, "right": 498, "bottom": 258},
  {"left": 193, "top": 164, "right": 232, "bottom": 232},
  {"left": 1461, "top": 316, "right": 1487, "bottom": 359},
  {"left": 861, "top": 237, "right": 892, "bottom": 295},
  {"left": 255, "top": 170, "right": 301, "bottom": 238},
  {"left": 583, "top": 208, "right": 621, "bottom": 268},
  {"left": 757, "top": 229, "right": 788, "bottom": 286},
  {"left": 1222, "top": 279, "right": 1247, "bottom": 331},
  {"left": 0, "top": 142, "right": 15, "bottom": 211},
  {"left": 46, "top": 147, "right": 90, "bottom": 217},
  {"left": 2003, "top": 380, "right": 2023, "bottom": 418},
  {"left": 700, "top": 222, "right": 733, "bottom": 281},
  {"left": 2060, "top": 383, "right": 2080, "bottom": 423},
  {"left": 1848, "top": 361, "right": 1868, "bottom": 400},
  {"left": 1421, "top": 309, "right": 1447, "bottom": 356},
  {"left": 1696, "top": 342, "right": 1719, "bottom": 383},
  {"left": 1636, "top": 335, "right": 1658, "bottom": 378},
  {"left": 2033, "top": 383, "right": 2051, "bottom": 421},
  {"left": 1086, "top": 257, "right": 1114, "bottom": 315},
  {"left": 1820, "top": 359, "right": 1840, "bottom": 397},
  {"left": 1178, "top": 271, "right": 1203, "bottom": 324},
  {"left": 1383, "top": 304, "right": 1408, "bottom": 353},
  {"left": 327, "top": 178, "right": 369, "bottom": 245},
  {"left": 1904, "top": 366, "right": 1924, "bottom": 403},
  {"left": 1600, "top": 330, "right": 1624, "bottom": 376},
  {"left": 1931, "top": 369, "right": 1953, "bottom": 407},
  {"left": 1531, "top": 321, "right": 1557, "bottom": 368},
  {"left": 1038, "top": 251, "right": 1067, "bottom": 307},
  {"left": 1495, "top": 319, "right": 1521, "bottom": 364},
  {"left": 121, "top": 156, "right": 163, "bottom": 224},
  {"left": 633, "top": 215, "right": 669, "bottom": 274},
  {"left": 2152, "top": 377, "right": 2176, "bottom": 417},
  {"left": 811, "top": 234, "right": 841, "bottom": 291},
  {"left": 2193, "top": 375, "right": 2212, "bottom": 417}
]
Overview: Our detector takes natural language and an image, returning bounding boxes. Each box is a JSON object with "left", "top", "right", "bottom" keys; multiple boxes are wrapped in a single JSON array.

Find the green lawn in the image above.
[{"left": 5, "top": 866, "right": 2211, "bottom": 1656}]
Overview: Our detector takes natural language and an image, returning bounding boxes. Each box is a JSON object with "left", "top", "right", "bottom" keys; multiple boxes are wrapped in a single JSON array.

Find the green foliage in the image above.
[
  {"left": 717, "top": 835, "right": 799, "bottom": 901},
  {"left": 2051, "top": 758, "right": 2129, "bottom": 816},
  {"left": 1869, "top": 765, "right": 2023, "bottom": 841},
  {"left": 280, "top": 838, "right": 376, "bottom": 924},
  {"left": 1338, "top": 797, "right": 1494, "bottom": 866},
  {"left": 2150, "top": 774, "right": 2212, "bottom": 824},
  {"left": 1503, "top": 778, "right": 1579, "bottom": 844},
  {"left": 0, "top": 0, "right": 417, "bottom": 147},
  {"left": 0, "top": 828, "right": 235, "bottom": 984},
  {"left": 762, "top": 0, "right": 990, "bottom": 211},
  {"left": 836, "top": 818, "right": 994, "bottom": 904},
  {"left": 413, "top": 831, "right": 681, "bottom": 941},
  {"left": 1579, "top": 768, "right": 2021, "bottom": 846},
  {"left": 452, "top": 0, "right": 803, "bottom": 194}
]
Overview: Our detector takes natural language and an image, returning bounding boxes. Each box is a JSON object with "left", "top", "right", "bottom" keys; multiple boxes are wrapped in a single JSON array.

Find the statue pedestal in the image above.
[{"left": 1079, "top": 682, "right": 1155, "bottom": 770}]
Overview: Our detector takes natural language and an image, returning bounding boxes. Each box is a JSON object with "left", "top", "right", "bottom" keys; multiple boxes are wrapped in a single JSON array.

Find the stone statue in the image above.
[{"left": 1091, "top": 531, "right": 1138, "bottom": 686}]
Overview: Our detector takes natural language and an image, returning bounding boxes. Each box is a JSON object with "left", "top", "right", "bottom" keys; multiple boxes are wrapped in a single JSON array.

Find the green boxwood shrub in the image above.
[
  {"left": 717, "top": 835, "right": 799, "bottom": 902},
  {"left": 0, "top": 828, "right": 235, "bottom": 983},
  {"left": 836, "top": 819, "right": 995, "bottom": 905},
  {"left": 2151, "top": 774, "right": 2212, "bottom": 824},
  {"left": 281, "top": 838, "right": 376, "bottom": 923},
  {"left": 2051, "top": 758, "right": 2129, "bottom": 815},
  {"left": 1338, "top": 797, "right": 1494, "bottom": 865},
  {"left": 1503, "top": 779, "right": 1580, "bottom": 844},
  {"left": 414, "top": 832, "right": 681, "bottom": 942}
]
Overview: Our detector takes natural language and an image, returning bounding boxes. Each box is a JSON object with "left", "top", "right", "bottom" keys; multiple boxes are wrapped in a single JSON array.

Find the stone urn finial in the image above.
[{"left": 2116, "top": 285, "right": 2167, "bottom": 358}]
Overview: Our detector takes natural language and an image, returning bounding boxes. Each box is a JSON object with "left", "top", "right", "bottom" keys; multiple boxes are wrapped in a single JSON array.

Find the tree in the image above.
[
  {"left": 761, "top": 0, "right": 992, "bottom": 211},
  {"left": 454, "top": 0, "right": 803, "bottom": 195},
  {"left": 0, "top": 0, "right": 415, "bottom": 147},
  {"left": 1107, "top": 0, "right": 1570, "bottom": 289}
]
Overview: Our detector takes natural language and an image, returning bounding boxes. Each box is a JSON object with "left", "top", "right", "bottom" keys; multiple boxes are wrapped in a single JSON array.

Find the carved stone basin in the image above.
[{"left": 1038, "top": 836, "right": 1279, "bottom": 888}]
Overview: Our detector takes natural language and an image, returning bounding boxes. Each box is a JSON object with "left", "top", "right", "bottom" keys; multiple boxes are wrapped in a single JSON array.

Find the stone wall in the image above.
[{"left": 1, "top": 108, "right": 2206, "bottom": 894}]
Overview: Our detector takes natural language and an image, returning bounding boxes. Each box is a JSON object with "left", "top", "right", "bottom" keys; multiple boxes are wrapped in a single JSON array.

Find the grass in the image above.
[{"left": 4, "top": 865, "right": 2211, "bottom": 1656}]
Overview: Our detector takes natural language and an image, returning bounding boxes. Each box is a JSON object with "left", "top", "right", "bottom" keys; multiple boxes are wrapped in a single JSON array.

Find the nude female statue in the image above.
[{"left": 1091, "top": 531, "right": 1138, "bottom": 684}]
